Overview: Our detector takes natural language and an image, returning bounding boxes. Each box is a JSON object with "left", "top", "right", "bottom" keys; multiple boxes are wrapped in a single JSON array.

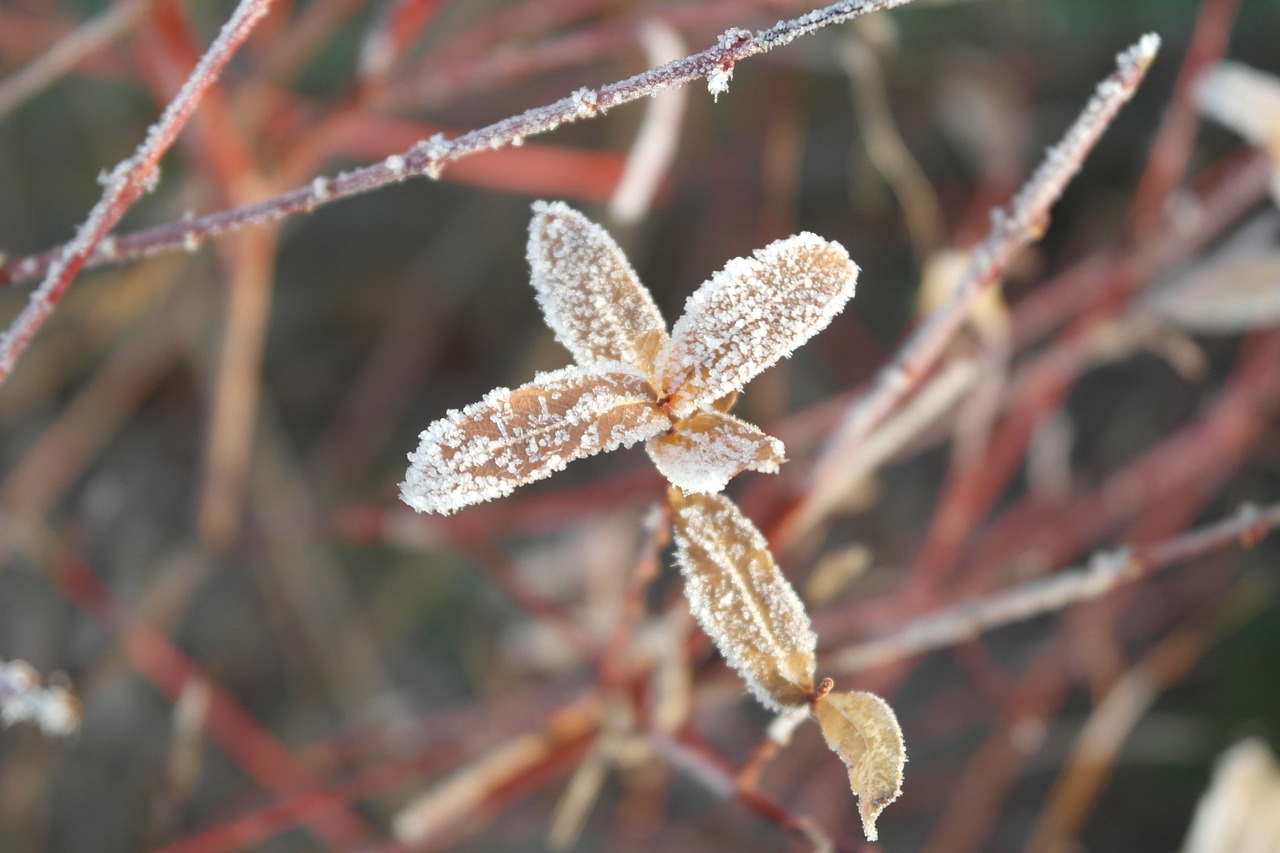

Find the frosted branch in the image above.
[
  {"left": 0, "top": 0, "right": 914, "bottom": 290},
  {"left": 782, "top": 33, "right": 1161, "bottom": 543},
  {"left": 828, "top": 500, "right": 1279, "bottom": 674},
  {"left": 0, "top": 0, "right": 274, "bottom": 383}
]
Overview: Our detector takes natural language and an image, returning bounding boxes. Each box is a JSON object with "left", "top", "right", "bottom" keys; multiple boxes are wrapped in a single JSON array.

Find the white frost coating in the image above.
[
  {"left": 659, "top": 233, "right": 858, "bottom": 418},
  {"left": 310, "top": 177, "right": 330, "bottom": 202},
  {"left": 571, "top": 87, "right": 599, "bottom": 116},
  {"left": 527, "top": 201, "right": 669, "bottom": 373},
  {"left": 671, "top": 491, "right": 817, "bottom": 710},
  {"left": 646, "top": 410, "right": 784, "bottom": 494},
  {"left": 707, "top": 66, "right": 733, "bottom": 101},
  {"left": 400, "top": 362, "right": 670, "bottom": 515}
]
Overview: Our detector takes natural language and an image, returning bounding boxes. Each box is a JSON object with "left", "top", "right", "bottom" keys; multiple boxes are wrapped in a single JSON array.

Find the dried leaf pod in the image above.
[
  {"left": 1195, "top": 61, "right": 1280, "bottom": 203},
  {"left": 814, "top": 687, "right": 906, "bottom": 842},
  {"left": 1143, "top": 249, "right": 1280, "bottom": 334},
  {"left": 646, "top": 409, "right": 784, "bottom": 494},
  {"left": 658, "top": 233, "right": 858, "bottom": 418},
  {"left": 401, "top": 363, "right": 670, "bottom": 515},
  {"left": 668, "top": 489, "right": 816, "bottom": 709},
  {"left": 527, "top": 200, "right": 670, "bottom": 377}
]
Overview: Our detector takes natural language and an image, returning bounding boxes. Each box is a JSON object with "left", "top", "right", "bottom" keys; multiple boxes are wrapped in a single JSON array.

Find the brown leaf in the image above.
[
  {"left": 814, "top": 688, "right": 906, "bottom": 842},
  {"left": 527, "top": 201, "right": 670, "bottom": 378},
  {"left": 401, "top": 364, "right": 670, "bottom": 514},
  {"left": 646, "top": 409, "right": 784, "bottom": 493},
  {"left": 658, "top": 233, "right": 857, "bottom": 418},
  {"left": 668, "top": 489, "right": 816, "bottom": 709}
]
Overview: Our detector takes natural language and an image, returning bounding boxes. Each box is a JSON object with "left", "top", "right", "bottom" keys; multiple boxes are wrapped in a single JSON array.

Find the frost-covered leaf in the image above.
[
  {"left": 401, "top": 363, "right": 669, "bottom": 515},
  {"left": 1143, "top": 248, "right": 1280, "bottom": 334},
  {"left": 1195, "top": 61, "right": 1280, "bottom": 203},
  {"left": 658, "top": 233, "right": 857, "bottom": 418},
  {"left": 646, "top": 410, "right": 784, "bottom": 493},
  {"left": 527, "top": 201, "right": 670, "bottom": 377},
  {"left": 814, "top": 688, "right": 906, "bottom": 843},
  {"left": 668, "top": 489, "right": 816, "bottom": 709}
]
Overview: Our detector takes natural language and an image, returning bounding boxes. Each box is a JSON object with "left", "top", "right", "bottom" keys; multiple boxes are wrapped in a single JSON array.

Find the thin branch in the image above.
[
  {"left": 827, "top": 501, "right": 1280, "bottom": 674},
  {"left": 777, "top": 33, "right": 1162, "bottom": 546},
  {"left": 0, "top": 0, "right": 274, "bottom": 383},
  {"left": 0, "top": 0, "right": 915, "bottom": 290}
]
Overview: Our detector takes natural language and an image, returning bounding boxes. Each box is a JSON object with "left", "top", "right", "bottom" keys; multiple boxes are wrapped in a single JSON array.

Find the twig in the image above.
[
  {"left": 776, "top": 33, "right": 1162, "bottom": 547},
  {"left": 0, "top": 0, "right": 916, "bottom": 290},
  {"left": 0, "top": 0, "right": 274, "bottom": 383},
  {"left": 827, "top": 501, "right": 1280, "bottom": 674}
]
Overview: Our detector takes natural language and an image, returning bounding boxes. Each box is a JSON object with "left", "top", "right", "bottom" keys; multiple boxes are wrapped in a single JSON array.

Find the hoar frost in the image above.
[{"left": 402, "top": 201, "right": 857, "bottom": 515}]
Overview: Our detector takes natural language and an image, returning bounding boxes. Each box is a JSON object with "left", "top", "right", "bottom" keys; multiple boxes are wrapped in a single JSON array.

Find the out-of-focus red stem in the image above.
[{"left": 47, "top": 549, "right": 379, "bottom": 850}]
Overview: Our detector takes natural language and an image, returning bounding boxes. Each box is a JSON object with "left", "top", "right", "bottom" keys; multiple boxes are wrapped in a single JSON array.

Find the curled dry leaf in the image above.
[
  {"left": 646, "top": 409, "right": 785, "bottom": 494},
  {"left": 658, "top": 233, "right": 858, "bottom": 418},
  {"left": 668, "top": 488, "right": 816, "bottom": 709},
  {"left": 527, "top": 200, "right": 669, "bottom": 378},
  {"left": 401, "top": 363, "right": 669, "bottom": 515},
  {"left": 814, "top": 688, "right": 906, "bottom": 843}
]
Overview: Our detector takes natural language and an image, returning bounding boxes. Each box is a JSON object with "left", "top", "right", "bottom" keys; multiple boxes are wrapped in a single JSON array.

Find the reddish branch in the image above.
[
  {"left": 774, "top": 34, "right": 1163, "bottom": 547},
  {"left": 0, "top": 0, "right": 274, "bottom": 383},
  {"left": 0, "top": 0, "right": 914, "bottom": 292}
]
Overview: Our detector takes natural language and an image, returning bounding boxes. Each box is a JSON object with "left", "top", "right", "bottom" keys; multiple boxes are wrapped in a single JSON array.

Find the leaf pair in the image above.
[
  {"left": 670, "top": 488, "right": 905, "bottom": 841},
  {"left": 400, "top": 201, "right": 857, "bottom": 514}
]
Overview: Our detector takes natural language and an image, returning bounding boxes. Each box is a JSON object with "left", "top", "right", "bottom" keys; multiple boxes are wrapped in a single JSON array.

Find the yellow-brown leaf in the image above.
[
  {"left": 668, "top": 489, "right": 816, "bottom": 709},
  {"left": 527, "top": 201, "right": 670, "bottom": 378},
  {"left": 658, "top": 233, "right": 857, "bottom": 418},
  {"left": 401, "top": 364, "right": 669, "bottom": 515},
  {"left": 814, "top": 689, "right": 906, "bottom": 842},
  {"left": 646, "top": 409, "right": 784, "bottom": 493}
]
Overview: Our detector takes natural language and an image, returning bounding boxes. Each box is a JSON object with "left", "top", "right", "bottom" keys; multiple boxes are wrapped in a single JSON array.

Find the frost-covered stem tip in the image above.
[
  {"left": 0, "top": 0, "right": 917, "bottom": 289},
  {"left": 786, "top": 33, "right": 1160, "bottom": 543},
  {"left": 0, "top": 658, "right": 80, "bottom": 737},
  {"left": 829, "top": 499, "right": 1276, "bottom": 675},
  {"left": 0, "top": 0, "right": 273, "bottom": 382}
]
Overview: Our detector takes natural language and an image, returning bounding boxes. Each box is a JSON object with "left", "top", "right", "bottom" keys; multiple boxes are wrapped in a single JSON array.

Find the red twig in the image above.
[
  {"left": 773, "top": 34, "right": 1163, "bottom": 547},
  {"left": 47, "top": 548, "right": 380, "bottom": 850},
  {"left": 0, "top": 0, "right": 274, "bottom": 383},
  {"left": 0, "top": 0, "right": 913, "bottom": 290}
]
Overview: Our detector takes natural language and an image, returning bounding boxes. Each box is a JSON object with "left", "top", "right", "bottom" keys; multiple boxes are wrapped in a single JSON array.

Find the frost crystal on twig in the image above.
[
  {"left": 402, "top": 203, "right": 857, "bottom": 514},
  {"left": 669, "top": 489, "right": 817, "bottom": 709}
]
